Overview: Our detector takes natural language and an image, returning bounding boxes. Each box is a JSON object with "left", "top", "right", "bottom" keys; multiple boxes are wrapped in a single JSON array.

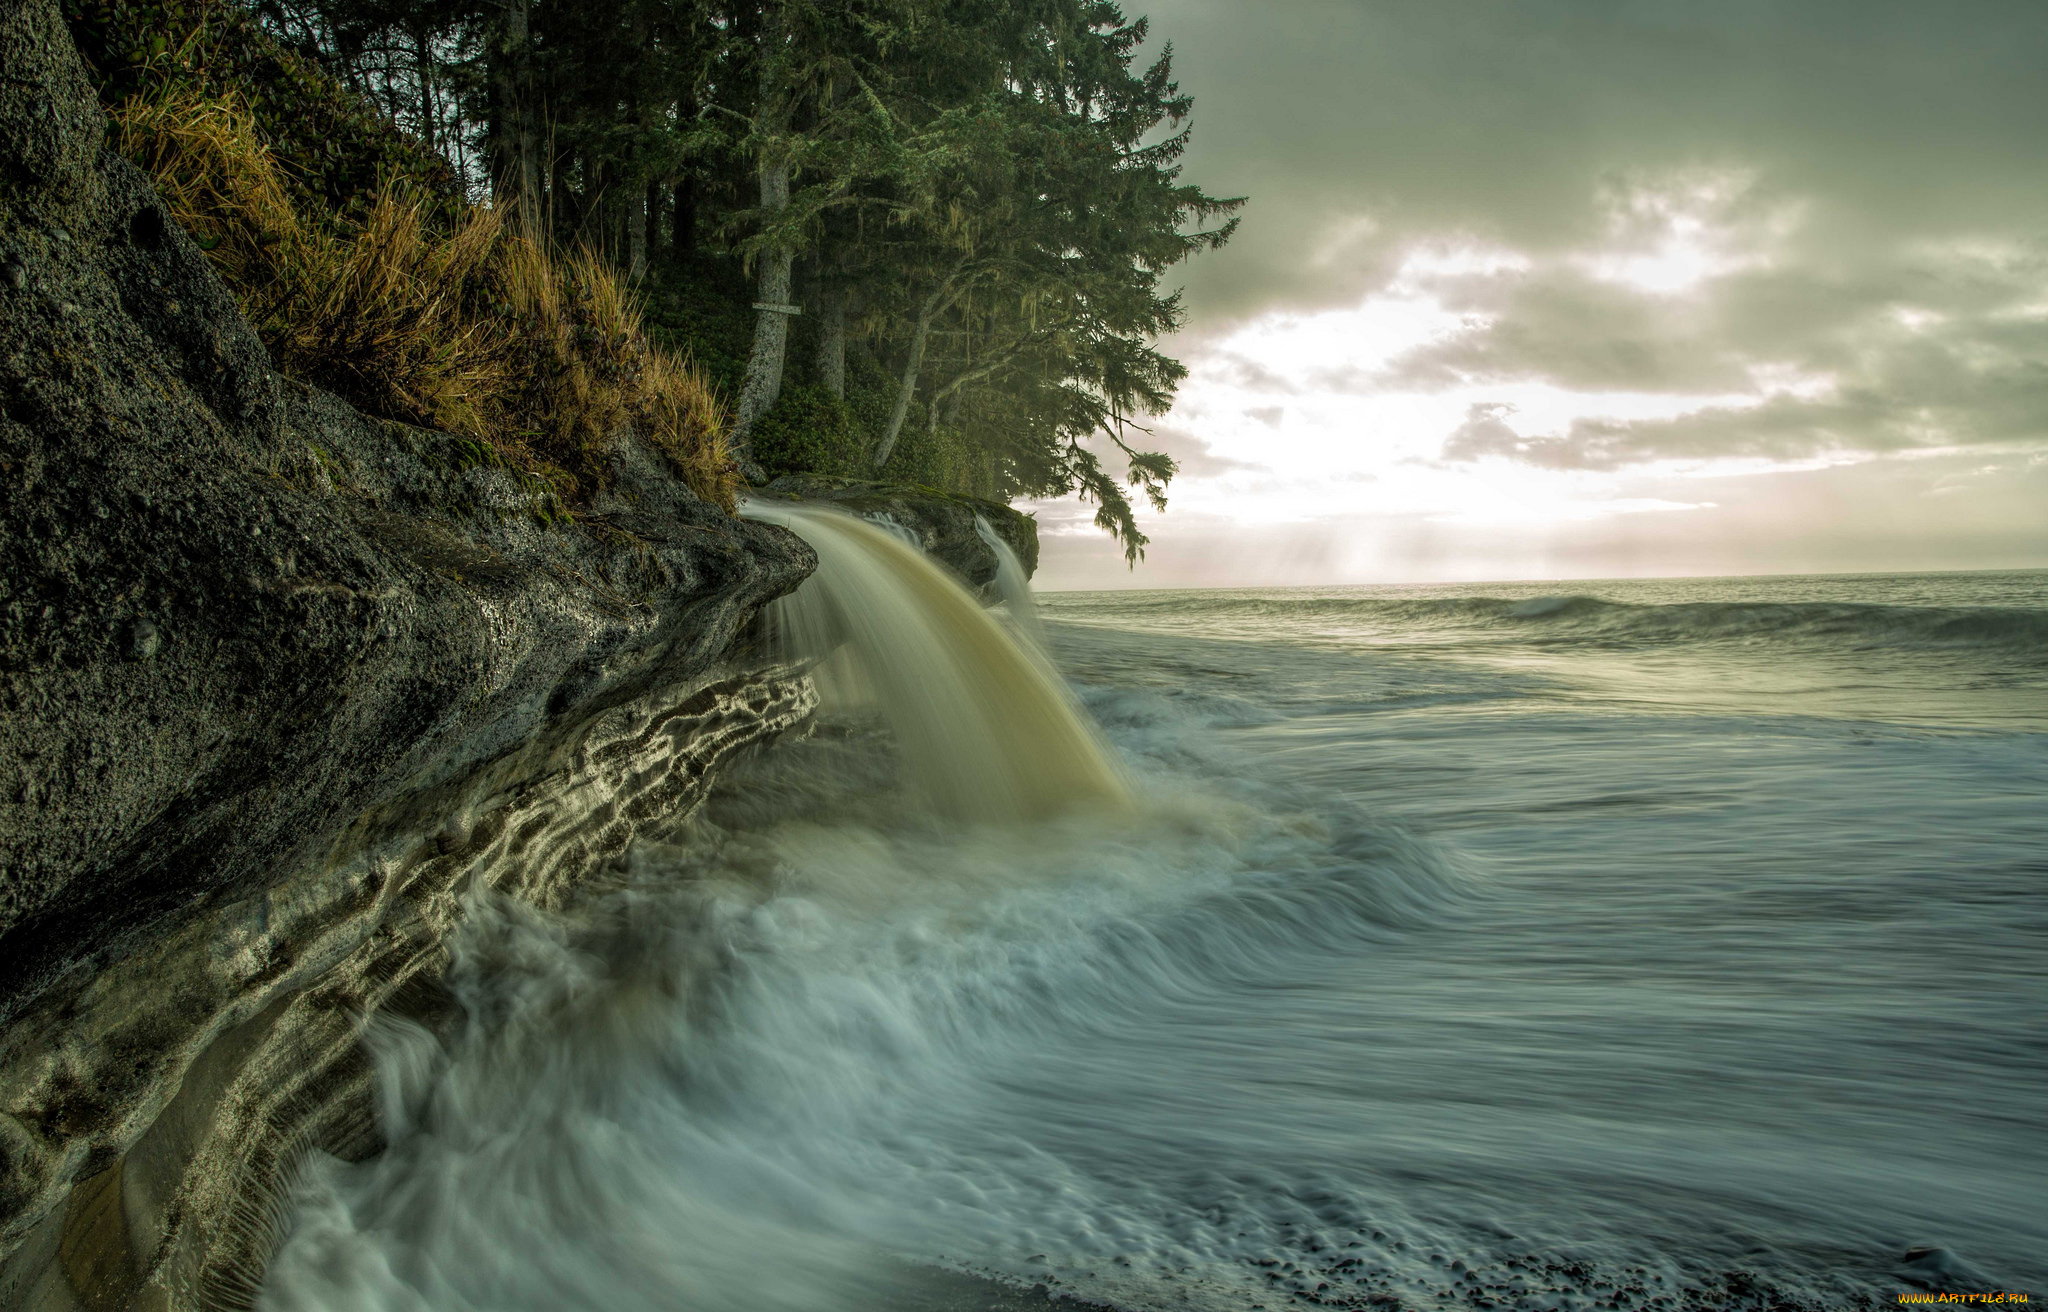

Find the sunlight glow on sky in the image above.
[
  {"left": 1031, "top": 2, "right": 2048, "bottom": 590},
  {"left": 1156, "top": 182, "right": 1823, "bottom": 529},
  {"left": 1575, "top": 169, "right": 1792, "bottom": 295}
]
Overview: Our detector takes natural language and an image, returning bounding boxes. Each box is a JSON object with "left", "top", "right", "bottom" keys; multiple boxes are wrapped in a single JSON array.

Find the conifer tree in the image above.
[{"left": 200, "top": 0, "right": 1241, "bottom": 557}]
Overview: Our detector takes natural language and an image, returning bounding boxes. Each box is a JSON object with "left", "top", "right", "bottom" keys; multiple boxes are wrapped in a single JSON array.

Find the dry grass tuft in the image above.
[{"left": 113, "top": 88, "right": 737, "bottom": 510}]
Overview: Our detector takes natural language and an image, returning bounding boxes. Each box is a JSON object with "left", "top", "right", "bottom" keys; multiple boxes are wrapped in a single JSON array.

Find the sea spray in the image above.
[
  {"left": 253, "top": 571, "right": 2046, "bottom": 1312},
  {"left": 741, "top": 500, "right": 1127, "bottom": 822},
  {"left": 257, "top": 750, "right": 1471, "bottom": 1312}
]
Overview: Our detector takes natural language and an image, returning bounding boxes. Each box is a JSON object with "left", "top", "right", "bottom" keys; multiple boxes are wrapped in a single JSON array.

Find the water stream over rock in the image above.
[{"left": 740, "top": 501, "right": 1126, "bottom": 824}]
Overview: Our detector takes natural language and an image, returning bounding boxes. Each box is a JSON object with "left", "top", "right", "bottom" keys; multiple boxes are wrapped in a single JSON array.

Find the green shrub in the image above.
[
  {"left": 877, "top": 421, "right": 982, "bottom": 494},
  {"left": 640, "top": 260, "right": 758, "bottom": 401},
  {"left": 750, "top": 385, "right": 864, "bottom": 480}
]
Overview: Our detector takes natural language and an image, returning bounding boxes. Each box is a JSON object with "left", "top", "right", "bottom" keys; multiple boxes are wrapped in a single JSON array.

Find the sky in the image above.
[{"left": 1030, "top": 0, "right": 2048, "bottom": 590}]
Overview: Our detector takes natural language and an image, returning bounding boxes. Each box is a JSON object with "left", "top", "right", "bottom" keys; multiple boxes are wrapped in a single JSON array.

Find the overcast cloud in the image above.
[{"left": 1033, "top": 0, "right": 2048, "bottom": 588}]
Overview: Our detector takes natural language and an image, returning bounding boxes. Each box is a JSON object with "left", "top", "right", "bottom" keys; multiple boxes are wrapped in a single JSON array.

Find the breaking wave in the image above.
[{"left": 1048, "top": 582, "right": 2048, "bottom": 662}]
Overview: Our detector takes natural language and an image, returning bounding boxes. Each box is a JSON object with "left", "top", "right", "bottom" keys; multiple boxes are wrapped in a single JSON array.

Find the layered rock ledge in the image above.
[{"left": 0, "top": 3, "right": 845, "bottom": 1306}]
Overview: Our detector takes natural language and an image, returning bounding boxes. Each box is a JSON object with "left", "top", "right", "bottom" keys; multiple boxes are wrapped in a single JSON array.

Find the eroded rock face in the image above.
[
  {"left": 0, "top": 1, "right": 819, "bottom": 1305},
  {"left": 759, "top": 474, "right": 1039, "bottom": 602}
]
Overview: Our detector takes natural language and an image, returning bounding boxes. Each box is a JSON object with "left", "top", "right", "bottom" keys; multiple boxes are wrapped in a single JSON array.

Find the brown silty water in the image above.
[{"left": 740, "top": 501, "right": 1129, "bottom": 823}]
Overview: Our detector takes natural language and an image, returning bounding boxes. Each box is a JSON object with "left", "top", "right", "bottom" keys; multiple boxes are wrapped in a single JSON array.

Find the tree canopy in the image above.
[{"left": 80, "top": 0, "right": 1242, "bottom": 559}]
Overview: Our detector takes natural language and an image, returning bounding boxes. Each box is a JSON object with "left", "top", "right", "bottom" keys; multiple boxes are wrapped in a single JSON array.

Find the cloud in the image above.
[
  {"left": 1442, "top": 403, "right": 1568, "bottom": 465},
  {"left": 1036, "top": 0, "right": 2048, "bottom": 586},
  {"left": 1208, "top": 355, "right": 1301, "bottom": 394},
  {"left": 1134, "top": 422, "right": 1263, "bottom": 480},
  {"left": 1380, "top": 269, "right": 1751, "bottom": 394},
  {"left": 1433, "top": 282, "right": 2048, "bottom": 471},
  {"left": 1148, "top": 0, "right": 2048, "bottom": 326}
]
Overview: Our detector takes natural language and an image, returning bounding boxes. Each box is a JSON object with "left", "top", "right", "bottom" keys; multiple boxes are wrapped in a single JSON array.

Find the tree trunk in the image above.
[
  {"left": 672, "top": 176, "right": 696, "bottom": 258},
  {"left": 645, "top": 179, "right": 663, "bottom": 266},
  {"left": 513, "top": 5, "right": 537, "bottom": 229},
  {"left": 928, "top": 364, "right": 967, "bottom": 436},
  {"left": 873, "top": 292, "right": 942, "bottom": 468},
  {"left": 556, "top": 152, "right": 577, "bottom": 235},
  {"left": 548, "top": 150, "right": 567, "bottom": 234},
  {"left": 580, "top": 158, "right": 606, "bottom": 250},
  {"left": 487, "top": 0, "right": 538, "bottom": 230},
  {"left": 815, "top": 277, "right": 846, "bottom": 400},
  {"left": 729, "top": 153, "right": 795, "bottom": 461},
  {"left": 671, "top": 89, "right": 700, "bottom": 259},
  {"left": 411, "top": 28, "right": 436, "bottom": 154},
  {"left": 627, "top": 185, "right": 648, "bottom": 281}
]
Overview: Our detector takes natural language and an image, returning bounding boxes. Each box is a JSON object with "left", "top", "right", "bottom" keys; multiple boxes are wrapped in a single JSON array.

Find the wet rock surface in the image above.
[
  {"left": 0, "top": 1, "right": 822, "bottom": 1305},
  {"left": 760, "top": 473, "right": 1039, "bottom": 603}
]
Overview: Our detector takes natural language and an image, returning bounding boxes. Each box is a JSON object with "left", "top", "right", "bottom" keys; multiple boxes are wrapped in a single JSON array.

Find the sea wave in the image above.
[
  {"left": 1469, "top": 595, "right": 2048, "bottom": 653},
  {"left": 1084, "top": 592, "right": 2048, "bottom": 658}
]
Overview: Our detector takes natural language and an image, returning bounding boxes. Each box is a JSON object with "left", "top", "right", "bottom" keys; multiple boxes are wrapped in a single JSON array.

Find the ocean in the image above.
[{"left": 259, "top": 567, "right": 2048, "bottom": 1312}]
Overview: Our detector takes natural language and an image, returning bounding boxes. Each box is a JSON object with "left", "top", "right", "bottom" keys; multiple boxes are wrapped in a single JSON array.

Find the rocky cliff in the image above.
[{"left": 0, "top": 3, "right": 847, "bottom": 1307}]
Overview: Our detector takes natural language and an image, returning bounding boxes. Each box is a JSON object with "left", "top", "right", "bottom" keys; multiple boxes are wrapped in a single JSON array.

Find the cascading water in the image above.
[
  {"left": 975, "top": 512, "right": 1050, "bottom": 654},
  {"left": 739, "top": 500, "right": 1127, "bottom": 823},
  {"left": 860, "top": 510, "right": 925, "bottom": 552}
]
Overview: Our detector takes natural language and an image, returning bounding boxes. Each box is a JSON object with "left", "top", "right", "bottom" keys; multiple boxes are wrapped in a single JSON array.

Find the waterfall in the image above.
[
  {"left": 860, "top": 511, "right": 923, "bottom": 552},
  {"left": 975, "top": 513, "right": 1049, "bottom": 654},
  {"left": 740, "top": 501, "right": 1128, "bottom": 823}
]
